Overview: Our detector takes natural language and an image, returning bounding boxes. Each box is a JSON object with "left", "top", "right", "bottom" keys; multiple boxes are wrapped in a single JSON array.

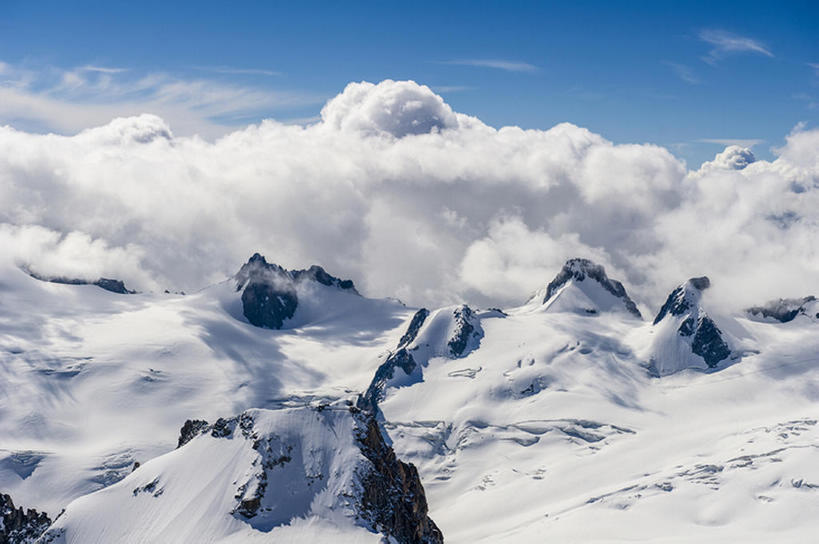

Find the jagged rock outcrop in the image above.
[
  {"left": 361, "top": 309, "right": 429, "bottom": 410},
  {"left": 447, "top": 305, "right": 481, "bottom": 357},
  {"left": 0, "top": 494, "right": 51, "bottom": 544},
  {"left": 353, "top": 409, "right": 444, "bottom": 544},
  {"left": 534, "top": 258, "right": 642, "bottom": 318},
  {"left": 42, "top": 404, "right": 442, "bottom": 543},
  {"left": 649, "top": 276, "right": 732, "bottom": 374},
  {"left": 747, "top": 296, "right": 818, "bottom": 323},
  {"left": 176, "top": 419, "right": 210, "bottom": 448},
  {"left": 23, "top": 267, "right": 135, "bottom": 294},
  {"left": 361, "top": 304, "right": 484, "bottom": 410},
  {"left": 235, "top": 253, "right": 358, "bottom": 329}
]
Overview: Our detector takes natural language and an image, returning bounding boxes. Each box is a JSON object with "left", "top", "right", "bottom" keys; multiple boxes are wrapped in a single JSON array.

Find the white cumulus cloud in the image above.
[{"left": 0, "top": 79, "right": 817, "bottom": 313}]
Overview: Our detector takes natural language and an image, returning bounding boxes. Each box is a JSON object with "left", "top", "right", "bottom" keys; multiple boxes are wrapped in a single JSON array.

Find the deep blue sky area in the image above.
[{"left": 0, "top": 0, "right": 817, "bottom": 166}]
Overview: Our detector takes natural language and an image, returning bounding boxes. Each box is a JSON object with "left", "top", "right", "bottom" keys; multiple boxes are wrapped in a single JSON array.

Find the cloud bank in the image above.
[{"left": 1, "top": 79, "right": 817, "bottom": 312}]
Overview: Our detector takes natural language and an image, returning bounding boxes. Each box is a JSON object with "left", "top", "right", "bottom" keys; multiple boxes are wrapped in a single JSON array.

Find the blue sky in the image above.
[{"left": 0, "top": 0, "right": 816, "bottom": 166}]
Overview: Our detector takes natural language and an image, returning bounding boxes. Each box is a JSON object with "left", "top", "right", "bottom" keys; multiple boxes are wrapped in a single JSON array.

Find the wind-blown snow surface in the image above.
[{"left": 1, "top": 257, "right": 818, "bottom": 542}]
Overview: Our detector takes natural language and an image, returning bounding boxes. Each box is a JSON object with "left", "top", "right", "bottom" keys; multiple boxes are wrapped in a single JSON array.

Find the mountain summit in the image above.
[
  {"left": 234, "top": 253, "right": 358, "bottom": 329},
  {"left": 648, "top": 276, "right": 733, "bottom": 375},
  {"left": 530, "top": 258, "right": 642, "bottom": 318}
]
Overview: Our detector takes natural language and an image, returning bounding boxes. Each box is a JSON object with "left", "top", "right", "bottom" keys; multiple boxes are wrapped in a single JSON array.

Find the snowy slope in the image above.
[
  {"left": 375, "top": 262, "right": 819, "bottom": 543},
  {"left": 0, "top": 256, "right": 411, "bottom": 517},
  {"left": 1, "top": 256, "right": 818, "bottom": 543},
  {"left": 38, "top": 403, "right": 441, "bottom": 544}
]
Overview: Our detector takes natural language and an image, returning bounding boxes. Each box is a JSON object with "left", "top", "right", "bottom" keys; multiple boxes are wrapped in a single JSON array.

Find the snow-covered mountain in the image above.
[{"left": 0, "top": 255, "right": 817, "bottom": 543}]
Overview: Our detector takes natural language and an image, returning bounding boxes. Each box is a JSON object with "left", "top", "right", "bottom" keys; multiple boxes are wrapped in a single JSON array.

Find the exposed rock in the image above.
[
  {"left": 361, "top": 349, "right": 419, "bottom": 411},
  {"left": 652, "top": 277, "right": 732, "bottom": 371},
  {"left": 447, "top": 305, "right": 483, "bottom": 358},
  {"left": 292, "top": 265, "right": 358, "bottom": 294},
  {"left": 746, "top": 296, "right": 817, "bottom": 323},
  {"left": 541, "top": 258, "right": 642, "bottom": 318},
  {"left": 93, "top": 278, "right": 133, "bottom": 294},
  {"left": 398, "top": 309, "right": 430, "bottom": 349},
  {"left": 654, "top": 276, "right": 710, "bottom": 325},
  {"left": 0, "top": 493, "right": 51, "bottom": 544},
  {"left": 177, "top": 419, "right": 210, "bottom": 448},
  {"left": 354, "top": 411, "right": 444, "bottom": 544},
  {"left": 235, "top": 253, "right": 358, "bottom": 330},
  {"left": 23, "top": 267, "right": 135, "bottom": 294},
  {"left": 168, "top": 407, "right": 442, "bottom": 543}
]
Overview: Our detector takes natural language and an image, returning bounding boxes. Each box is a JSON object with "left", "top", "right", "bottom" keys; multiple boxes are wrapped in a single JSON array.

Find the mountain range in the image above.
[{"left": 1, "top": 255, "right": 817, "bottom": 543}]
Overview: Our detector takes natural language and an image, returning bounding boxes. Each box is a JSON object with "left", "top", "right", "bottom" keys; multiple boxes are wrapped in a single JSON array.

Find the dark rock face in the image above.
[
  {"left": 689, "top": 316, "right": 731, "bottom": 368},
  {"left": 24, "top": 268, "right": 135, "bottom": 294},
  {"left": 361, "top": 349, "right": 418, "bottom": 410},
  {"left": 544, "top": 258, "right": 642, "bottom": 319},
  {"left": 398, "top": 309, "right": 430, "bottom": 349},
  {"left": 179, "top": 408, "right": 441, "bottom": 543},
  {"left": 654, "top": 276, "right": 710, "bottom": 325},
  {"left": 235, "top": 253, "right": 358, "bottom": 330},
  {"left": 354, "top": 411, "right": 444, "bottom": 544},
  {"left": 177, "top": 419, "right": 210, "bottom": 448},
  {"left": 447, "top": 305, "right": 482, "bottom": 358},
  {"left": 241, "top": 281, "right": 298, "bottom": 329},
  {"left": 655, "top": 276, "right": 732, "bottom": 369},
  {"left": 291, "top": 265, "right": 358, "bottom": 294},
  {"left": 0, "top": 493, "right": 51, "bottom": 544},
  {"left": 361, "top": 309, "right": 429, "bottom": 410},
  {"left": 93, "top": 278, "right": 133, "bottom": 294},
  {"left": 746, "top": 296, "right": 817, "bottom": 323}
]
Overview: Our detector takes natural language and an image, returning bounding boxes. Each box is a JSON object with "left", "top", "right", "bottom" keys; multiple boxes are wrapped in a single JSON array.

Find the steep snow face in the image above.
[
  {"left": 0, "top": 260, "right": 411, "bottom": 517},
  {"left": 39, "top": 404, "right": 442, "bottom": 544},
  {"left": 361, "top": 305, "right": 484, "bottom": 408},
  {"left": 527, "top": 259, "right": 642, "bottom": 318},
  {"left": 747, "top": 296, "right": 818, "bottom": 323}
]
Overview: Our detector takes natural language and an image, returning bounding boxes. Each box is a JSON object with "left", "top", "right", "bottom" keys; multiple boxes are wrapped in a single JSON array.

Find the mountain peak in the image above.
[
  {"left": 536, "top": 258, "right": 642, "bottom": 318},
  {"left": 653, "top": 276, "right": 711, "bottom": 326},
  {"left": 747, "top": 295, "right": 818, "bottom": 323},
  {"left": 650, "top": 276, "right": 733, "bottom": 374},
  {"left": 234, "top": 253, "right": 358, "bottom": 329}
]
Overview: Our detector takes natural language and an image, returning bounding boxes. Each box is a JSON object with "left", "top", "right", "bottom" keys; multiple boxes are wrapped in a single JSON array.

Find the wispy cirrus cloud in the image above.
[
  {"left": 0, "top": 59, "right": 322, "bottom": 137},
  {"left": 79, "top": 65, "right": 129, "bottom": 74},
  {"left": 663, "top": 61, "right": 700, "bottom": 84},
  {"left": 193, "top": 65, "right": 281, "bottom": 77},
  {"left": 697, "top": 138, "right": 764, "bottom": 147},
  {"left": 699, "top": 29, "right": 773, "bottom": 64},
  {"left": 439, "top": 59, "right": 539, "bottom": 73}
]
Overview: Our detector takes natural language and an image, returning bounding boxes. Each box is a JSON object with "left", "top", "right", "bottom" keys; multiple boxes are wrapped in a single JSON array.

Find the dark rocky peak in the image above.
[
  {"left": 361, "top": 305, "right": 484, "bottom": 410},
  {"left": 361, "top": 309, "right": 430, "bottom": 410},
  {"left": 24, "top": 266, "right": 135, "bottom": 294},
  {"left": 746, "top": 296, "right": 818, "bottom": 323},
  {"left": 353, "top": 409, "right": 444, "bottom": 544},
  {"left": 172, "top": 407, "right": 442, "bottom": 544},
  {"left": 448, "top": 305, "right": 483, "bottom": 358},
  {"left": 653, "top": 276, "right": 710, "bottom": 325},
  {"left": 291, "top": 265, "right": 358, "bottom": 294},
  {"left": 234, "top": 253, "right": 290, "bottom": 290},
  {"left": 234, "top": 253, "right": 358, "bottom": 330},
  {"left": 235, "top": 253, "right": 357, "bottom": 293},
  {"left": 541, "top": 258, "right": 642, "bottom": 318},
  {"left": 398, "top": 308, "right": 430, "bottom": 349},
  {"left": 653, "top": 276, "right": 732, "bottom": 369},
  {"left": 0, "top": 493, "right": 52, "bottom": 544}
]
